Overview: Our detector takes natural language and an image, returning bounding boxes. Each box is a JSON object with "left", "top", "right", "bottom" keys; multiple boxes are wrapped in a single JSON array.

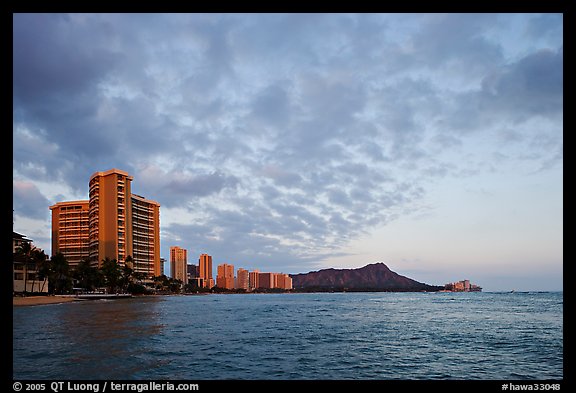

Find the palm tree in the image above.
[
  {"left": 100, "top": 258, "right": 122, "bottom": 293},
  {"left": 14, "top": 242, "right": 46, "bottom": 294},
  {"left": 73, "top": 259, "right": 101, "bottom": 292},
  {"left": 29, "top": 248, "right": 47, "bottom": 293},
  {"left": 50, "top": 253, "right": 71, "bottom": 294},
  {"left": 15, "top": 241, "right": 33, "bottom": 294},
  {"left": 38, "top": 254, "right": 51, "bottom": 293},
  {"left": 121, "top": 264, "right": 134, "bottom": 292}
]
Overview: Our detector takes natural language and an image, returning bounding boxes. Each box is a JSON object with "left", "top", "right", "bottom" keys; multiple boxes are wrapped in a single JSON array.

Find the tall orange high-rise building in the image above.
[
  {"left": 131, "top": 193, "right": 161, "bottom": 276},
  {"left": 49, "top": 201, "right": 90, "bottom": 268},
  {"left": 88, "top": 169, "right": 133, "bottom": 266},
  {"left": 51, "top": 168, "right": 161, "bottom": 277},
  {"left": 236, "top": 268, "right": 249, "bottom": 290},
  {"left": 199, "top": 253, "right": 214, "bottom": 288},
  {"left": 170, "top": 246, "right": 188, "bottom": 284},
  {"left": 216, "top": 263, "right": 235, "bottom": 289},
  {"left": 249, "top": 270, "right": 260, "bottom": 290}
]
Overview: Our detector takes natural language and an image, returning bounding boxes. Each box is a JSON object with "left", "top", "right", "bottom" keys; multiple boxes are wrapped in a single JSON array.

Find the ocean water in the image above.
[{"left": 12, "top": 292, "right": 563, "bottom": 380}]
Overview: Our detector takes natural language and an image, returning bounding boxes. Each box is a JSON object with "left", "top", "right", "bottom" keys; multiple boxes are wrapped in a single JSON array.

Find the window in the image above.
[{"left": 14, "top": 273, "right": 24, "bottom": 280}]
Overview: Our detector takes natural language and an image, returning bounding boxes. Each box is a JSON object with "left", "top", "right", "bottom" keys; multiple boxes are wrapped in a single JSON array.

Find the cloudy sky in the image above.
[{"left": 13, "top": 13, "right": 563, "bottom": 291}]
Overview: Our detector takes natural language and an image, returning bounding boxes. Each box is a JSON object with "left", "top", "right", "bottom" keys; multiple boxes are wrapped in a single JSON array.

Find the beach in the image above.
[{"left": 13, "top": 296, "right": 79, "bottom": 307}]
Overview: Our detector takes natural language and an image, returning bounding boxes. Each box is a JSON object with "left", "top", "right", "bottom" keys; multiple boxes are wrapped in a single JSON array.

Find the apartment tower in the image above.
[
  {"left": 49, "top": 201, "right": 90, "bottom": 268},
  {"left": 216, "top": 263, "right": 235, "bottom": 289},
  {"left": 249, "top": 270, "right": 260, "bottom": 290},
  {"left": 131, "top": 193, "right": 161, "bottom": 276},
  {"left": 236, "top": 268, "right": 249, "bottom": 290},
  {"left": 88, "top": 169, "right": 133, "bottom": 267},
  {"left": 51, "top": 168, "right": 160, "bottom": 277},
  {"left": 276, "top": 273, "right": 293, "bottom": 290},
  {"left": 170, "top": 246, "right": 188, "bottom": 284},
  {"left": 199, "top": 253, "right": 214, "bottom": 288},
  {"left": 258, "top": 272, "right": 276, "bottom": 289}
]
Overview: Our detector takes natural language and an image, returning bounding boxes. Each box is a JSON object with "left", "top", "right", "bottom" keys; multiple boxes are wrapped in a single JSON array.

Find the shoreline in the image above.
[{"left": 13, "top": 296, "right": 81, "bottom": 307}]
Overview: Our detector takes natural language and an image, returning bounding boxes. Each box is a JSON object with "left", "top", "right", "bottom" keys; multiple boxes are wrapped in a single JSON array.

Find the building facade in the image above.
[
  {"left": 199, "top": 253, "right": 214, "bottom": 288},
  {"left": 88, "top": 169, "right": 133, "bottom": 266},
  {"left": 258, "top": 272, "right": 276, "bottom": 289},
  {"left": 131, "top": 194, "right": 161, "bottom": 277},
  {"left": 275, "top": 273, "right": 293, "bottom": 290},
  {"left": 49, "top": 201, "right": 90, "bottom": 268},
  {"left": 170, "top": 246, "right": 188, "bottom": 284},
  {"left": 13, "top": 232, "right": 31, "bottom": 253},
  {"left": 236, "top": 268, "right": 249, "bottom": 290},
  {"left": 13, "top": 232, "right": 48, "bottom": 293},
  {"left": 249, "top": 270, "right": 260, "bottom": 290},
  {"left": 256, "top": 272, "right": 292, "bottom": 290},
  {"left": 51, "top": 168, "right": 161, "bottom": 277},
  {"left": 187, "top": 264, "right": 198, "bottom": 282},
  {"left": 216, "top": 263, "right": 235, "bottom": 289}
]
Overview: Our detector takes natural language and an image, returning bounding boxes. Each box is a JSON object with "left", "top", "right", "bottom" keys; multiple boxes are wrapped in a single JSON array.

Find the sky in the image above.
[{"left": 13, "top": 13, "right": 563, "bottom": 291}]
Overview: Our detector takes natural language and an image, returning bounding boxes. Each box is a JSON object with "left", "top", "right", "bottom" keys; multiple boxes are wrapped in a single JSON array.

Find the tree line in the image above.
[
  {"left": 14, "top": 244, "right": 294, "bottom": 296},
  {"left": 13, "top": 243, "right": 183, "bottom": 295}
]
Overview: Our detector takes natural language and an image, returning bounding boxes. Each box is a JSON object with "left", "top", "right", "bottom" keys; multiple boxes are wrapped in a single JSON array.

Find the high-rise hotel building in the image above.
[
  {"left": 49, "top": 201, "right": 90, "bottom": 268},
  {"left": 236, "top": 268, "right": 249, "bottom": 290},
  {"left": 50, "top": 169, "right": 161, "bottom": 277},
  {"left": 170, "top": 246, "right": 188, "bottom": 284},
  {"left": 199, "top": 253, "right": 214, "bottom": 288},
  {"left": 216, "top": 263, "right": 235, "bottom": 289}
]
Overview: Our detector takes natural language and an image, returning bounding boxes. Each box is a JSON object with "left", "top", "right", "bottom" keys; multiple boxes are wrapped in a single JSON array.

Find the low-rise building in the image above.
[
  {"left": 444, "top": 279, "right": 482, "bottom": 292},
  {"left": 13, "top": 232, "right": 48, "bottom": 294}
]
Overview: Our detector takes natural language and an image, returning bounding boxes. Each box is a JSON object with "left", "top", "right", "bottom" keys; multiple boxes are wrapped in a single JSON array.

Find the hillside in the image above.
[{"left": 290, "top": 262, "right": 442, "bottom": 292}]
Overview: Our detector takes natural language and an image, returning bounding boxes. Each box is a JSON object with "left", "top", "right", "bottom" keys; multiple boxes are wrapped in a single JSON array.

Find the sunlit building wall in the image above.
[
  {"left": 236, "top": 268, "right": 249, "bottom": 290},
  {"left": 258, "top": 272, "right": 277, "bottom": 289},
  {"left": 199, "top": 253, "right": 214, "bottom": 288},
  {"left": 49, "top": 200, "right": 90, "bottom": 268},
  {"left": 217, "top": 263, "right": 235, "bottom": 289},
  {"left": 249, "top": 270, "right": 260, "bottom": 290},
  {"left": 51, "top": 169, "right": 160, "bottom": 277},
  {"left": 170, "top": 246, "right": 188, "bottom": 284}
]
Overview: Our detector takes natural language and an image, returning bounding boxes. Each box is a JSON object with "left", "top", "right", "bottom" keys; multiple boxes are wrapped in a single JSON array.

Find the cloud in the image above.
[
  {"left": 481, "top": 48, "right": 563, "bottom": 119},
  {"left": 13, "top": 13, "right": 563, "bottom": 274},
  {"left": 136, "top": 165, "right": 240, "bottom": 208},
  {"left": 13, "top": 180, "right": 51, "bottom": 220}
]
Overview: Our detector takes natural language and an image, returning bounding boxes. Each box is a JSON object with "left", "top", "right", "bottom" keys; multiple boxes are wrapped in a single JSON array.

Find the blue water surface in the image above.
[{"left": 13, "top": 292, "right": 563, "bottom": 380}]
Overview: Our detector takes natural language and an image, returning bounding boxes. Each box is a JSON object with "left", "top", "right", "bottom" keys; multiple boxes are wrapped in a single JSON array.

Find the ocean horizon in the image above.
[{"left": 13, "top": 291, "right": 562, "bottom": 380}]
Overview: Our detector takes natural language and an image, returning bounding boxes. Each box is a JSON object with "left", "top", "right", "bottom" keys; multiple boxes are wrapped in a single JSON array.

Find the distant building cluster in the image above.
[
  {"left": 170, "top": 247, "right": 292, "bottom": 291},
  {"left": 444, "top": 279, "right": 482, "bottom": 292},
  {"left": 16, "top": 168, "right": 293, "bottom": 294}
]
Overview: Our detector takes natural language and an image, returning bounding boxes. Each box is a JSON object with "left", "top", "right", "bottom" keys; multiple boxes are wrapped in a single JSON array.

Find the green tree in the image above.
[
  {"left": 100, "top": 258, "right": 122, "bottom": 293},
  {"left": 37, "top": 252, "right": 52, "bottom": 293},
  {"left": 121, "top": 264, "right": 134, "bottom": 292},
  {"left": 16, "top": 242, "right": 49, "bottom": 294},
  {"left": 50, "top": 253, "right": 72, "bottom": 294},
  {"left": 15, "top": 241, "right": 37, "bottom": 294},
  {"left": 73, "top": 259, "right": 102, "bottom": 292},
  {"left": 29, "top": 248, "right": 48, "bottom": 293}
]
